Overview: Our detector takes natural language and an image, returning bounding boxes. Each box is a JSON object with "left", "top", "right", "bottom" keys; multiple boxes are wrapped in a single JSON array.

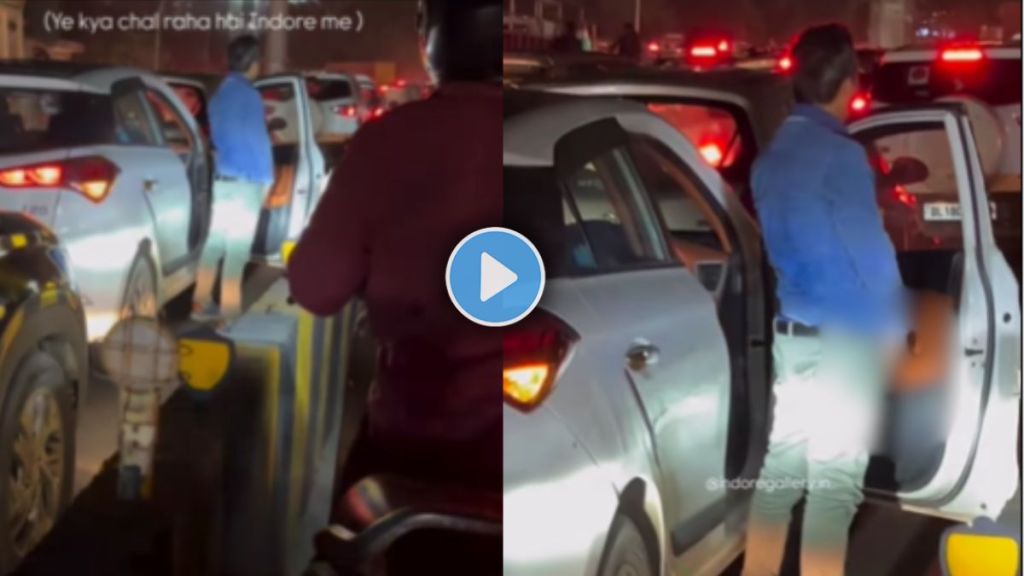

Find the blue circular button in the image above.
[{"left": 446, "top": 227, "right": 546, "bottom": 327}]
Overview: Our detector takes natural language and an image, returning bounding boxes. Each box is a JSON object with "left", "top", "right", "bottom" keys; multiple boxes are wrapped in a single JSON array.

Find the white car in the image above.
[
  {"left": 502, "top": 90, "right": 1020, "bottom": 576},
  {"left": 0, "top": 63, "right": 212, "bottom": 340},
  {"left": 871, "top": 43, "right": 1021, "bottom": 275},
  {"left": 300, "top": 72, "right": 382, "bottom": 140}
]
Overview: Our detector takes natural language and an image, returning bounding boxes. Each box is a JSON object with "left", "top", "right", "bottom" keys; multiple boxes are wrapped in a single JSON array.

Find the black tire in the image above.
[
  {"left": 598, "top": 515, "right": 653, "bottom": 576},
  {"left": 0, "top": 349, "right": 75, "bottom": 573}
]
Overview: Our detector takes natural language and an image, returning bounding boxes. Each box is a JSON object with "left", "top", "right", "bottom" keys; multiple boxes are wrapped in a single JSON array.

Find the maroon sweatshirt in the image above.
[{"left": 287, "top": 82, "right": 502, "bottom": 443}]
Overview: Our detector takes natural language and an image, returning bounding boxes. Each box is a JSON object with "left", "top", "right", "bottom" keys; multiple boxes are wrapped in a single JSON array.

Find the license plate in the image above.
[{"left": 923, "top": 201, "right": 998, "bottom": 221}]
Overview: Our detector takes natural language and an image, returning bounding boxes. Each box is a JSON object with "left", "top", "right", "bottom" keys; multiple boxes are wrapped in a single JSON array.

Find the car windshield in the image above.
[
  {"left": 305, "top": 78, "right": 353, "bottom": 101},
  {"left": 872, "top": 58, "right": 1022, "bottom": 106},
  {"left": 0, "top": 88, "right": 115, "bottom": 154}
]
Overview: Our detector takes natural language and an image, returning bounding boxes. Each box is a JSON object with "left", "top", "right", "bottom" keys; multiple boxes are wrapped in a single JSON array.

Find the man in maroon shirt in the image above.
[{"left": 288, "top": 0, "right": 501, "bottom": 528}]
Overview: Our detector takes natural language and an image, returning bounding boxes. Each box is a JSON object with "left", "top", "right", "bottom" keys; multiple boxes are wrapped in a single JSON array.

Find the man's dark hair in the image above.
[
  {"left": 227, "top": 35, "right": 260, "bottom": 73},
  {"left": 790, "top": 24, "right": 858, "bottom": 104}
]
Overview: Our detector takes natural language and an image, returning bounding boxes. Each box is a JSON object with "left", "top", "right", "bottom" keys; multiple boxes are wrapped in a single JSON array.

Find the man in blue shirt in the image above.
[
  {"left": 193, "top": 34, "right": 274, "bottom": 320},
  {"left": 742, "top": 24, "right": 906, "bottom": 576}
]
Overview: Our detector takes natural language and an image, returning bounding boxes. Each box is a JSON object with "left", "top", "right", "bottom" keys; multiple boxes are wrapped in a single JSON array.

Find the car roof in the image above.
[
  {"left": 504, "top": 89, "right": 646, "bottom": 167},
  {"left": 0, "top": 60, "right": 159, "bottom": 93}
]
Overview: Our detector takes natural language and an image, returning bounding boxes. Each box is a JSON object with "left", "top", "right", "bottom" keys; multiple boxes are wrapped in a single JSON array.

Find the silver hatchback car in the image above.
[{"left": 502, "top": 90, "right": 1020, "bottom": 576}]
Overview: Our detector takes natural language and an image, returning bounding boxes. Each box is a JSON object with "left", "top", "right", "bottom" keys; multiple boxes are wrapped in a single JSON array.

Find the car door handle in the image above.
[
  {"left": 965, "top": 347, "right": 984, "bottom": 357},
  {"left": 143, "top": 179, "right": 159, "bottom": 192},
  {"left": 626, "top": 342, "right": 660, "bottom": 370}
]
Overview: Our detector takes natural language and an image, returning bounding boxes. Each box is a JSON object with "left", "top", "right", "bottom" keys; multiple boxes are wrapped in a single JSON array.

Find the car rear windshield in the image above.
[
  {"left": 872, "top": 58, "right": 1022, "bottom": 106},
  {"left": 0, "top": 89, "right": 115, "bottom": 154},
  {"left": 305, "top": 78, "right": 353, "bottom": 101}
]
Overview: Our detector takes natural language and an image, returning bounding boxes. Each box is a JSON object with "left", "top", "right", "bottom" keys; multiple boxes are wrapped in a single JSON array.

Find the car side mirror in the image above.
[
  {"left": 886, "top": 156, "right": 929, "bottom": 186},
  {"left": 267, "top": 117, "right": 287, "bottom": 132}
]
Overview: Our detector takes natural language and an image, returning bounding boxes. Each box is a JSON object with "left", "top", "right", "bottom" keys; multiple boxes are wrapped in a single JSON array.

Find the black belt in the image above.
[{"left": 774, "top": 319, "right": 820, "bottom": 337}]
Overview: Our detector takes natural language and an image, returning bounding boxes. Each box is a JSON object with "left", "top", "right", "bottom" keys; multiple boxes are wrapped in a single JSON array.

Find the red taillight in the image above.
[
  {"left": 940, "top": 47, "right": 983, "bottom": 62},
  {"left": 332, "top": 105, "right": 357, "bottom": 118},
  {"left": 717, "top": 40, "right": 731, "bottom": 53},
  {"left": 690, "top": 45, "right": 717, "bottom": 58},
  {"left": 850, "top": 93, "right": 870, "bottom": 113},
  {"left": 0, "top": 157, "right": 118, "bottom": 203},
  {"left": 647, "top": 41, "right": 661, "bottom": 53},
  {"left": 373, "top": 107, "right": 385, "bottom": 118},
  {"left": 778, "top": 55, "right": 793, "bottom": 72},
  {"left": 503, "top": 311, "right": 578, "bottom": 411},
  {"left": 395, "top": 79, "right": 407, "bottom": 87},
  {"left": 894, "top": 185, "right": 917, "bottom": 207},
  {"left": 699, "top": 142, "right": 724, "bottom": 167}
]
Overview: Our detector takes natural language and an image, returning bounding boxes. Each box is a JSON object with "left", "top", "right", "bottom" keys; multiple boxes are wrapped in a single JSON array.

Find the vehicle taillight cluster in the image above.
[
  {"left": 331, "top": 104, "right": 357, "bottom": 118},
  {"left": 0, "top": 156, "right": 119, "bottom": 203},
  {"left": 503, "top": 311, "right": 578, "bottom": 411}
]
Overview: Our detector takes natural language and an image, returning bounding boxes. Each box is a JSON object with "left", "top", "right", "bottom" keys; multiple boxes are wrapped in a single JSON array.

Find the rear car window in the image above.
[
  {"left": 872, "top": 58, "right": 1022, "bottom": 106},
  {"left": 305, "top": 78, "right": 352, "bottom": 101},
  {"left": 646, "top": 102, "right": 743, "bottom": 170},
  {"left": 0, "top": 89, "right": 115, "bottom": 153}
]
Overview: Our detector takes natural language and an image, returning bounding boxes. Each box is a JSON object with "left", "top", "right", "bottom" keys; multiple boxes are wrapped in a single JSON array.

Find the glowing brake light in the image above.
[
  {"left": 503, "top": 311, "right": 578, "bottom": 411},
  {"left": 373, "top": 107, "right": 385, "bottom": 118},
  {"left": 647, "top": 41, "right": 661, "bottom": 53},
  {"left": 0, "top": 157, "right": 118, "bottom": 203},
  {"left": 940, "top": 47, "right": 983, "bottom": 62},
  {"left": 699, "top": 142, "right": 724, "bottom": 167},
  {"left": 894, "top": 185, "right": 917, "bottom": 207},
  {"left": 778, "top": 55, "right": 793, "bottom": 71},
  {"left": 851, "top": 93, "right": 870, "bottom": 113},
  {"left": 690, "top": 45, "right": 718, "bottom": 58},
  {"left": 331, "top": 105, "right": 357, "bottom": 118},
  {"left": 717, "top": 40, "right": 731, "bottom": 53}
]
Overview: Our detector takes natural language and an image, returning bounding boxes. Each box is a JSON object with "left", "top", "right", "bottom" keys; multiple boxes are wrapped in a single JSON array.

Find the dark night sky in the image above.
[{"left": 575, "top": 0, "right": 1012, "bottom": 43}]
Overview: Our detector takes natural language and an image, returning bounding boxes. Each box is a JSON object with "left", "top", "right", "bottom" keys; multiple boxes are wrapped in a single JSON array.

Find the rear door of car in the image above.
[
  {"left": 849, "top": 104, "right": 1020, "bottom": 521},
  {"left": 549, "top": 118, "right": 734, "bottom": 550},
  {"left": 253, "top": 75, "right": 319, "bottom": 260}
]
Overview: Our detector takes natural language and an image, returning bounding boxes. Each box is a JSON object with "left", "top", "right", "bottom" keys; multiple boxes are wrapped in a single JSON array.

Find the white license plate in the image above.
[{"left": 922, "top": 202, "right": 998, "bottom": 221}]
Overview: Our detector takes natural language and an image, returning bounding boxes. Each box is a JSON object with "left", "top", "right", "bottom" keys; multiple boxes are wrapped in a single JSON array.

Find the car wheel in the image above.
[
  {"left": 599, "top": 515, "right": 653, "bottom": 576},
  {"left": 0, "top": 349, "right": 75, "bottom": 572},
  {"left": 121, "top": 253, "right": 159, "bottom": 320}
]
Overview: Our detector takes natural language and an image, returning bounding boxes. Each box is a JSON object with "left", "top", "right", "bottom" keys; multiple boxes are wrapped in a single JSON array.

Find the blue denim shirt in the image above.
[
  {"left": 208, "top": 73, "right": 274, "bottom": 185},
  {"left": 752, "top": 104, "right": 907, "bottom": 338}
]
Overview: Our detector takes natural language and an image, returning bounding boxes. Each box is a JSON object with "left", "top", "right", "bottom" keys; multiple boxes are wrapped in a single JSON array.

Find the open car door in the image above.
[
  {"left": 848, "top": 103, "right": 1020, "bottom": 521},
  {"left": 253, "top": 75, "right": 325, "bottom": 262}
]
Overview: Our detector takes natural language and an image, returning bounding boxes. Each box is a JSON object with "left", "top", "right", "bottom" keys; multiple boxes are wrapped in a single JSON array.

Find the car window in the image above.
[
  {"left": 0, "top": 89, "right": 115, "bottom": 153},
  {"left": 873, "top": 58, "right": 1022, "bottom": 106},
  {"left": 562, "top": 147, "right": 668, "bottom": 271},
  {"left": 113, "top": 90, "right": 159, "bottom": 146},
  {"left": 169, "top": 83, "right": 208, "bottom": 131},
  {"left": 856, "top": 124, "right": 967, "bottom": 254},
  {"left": 646, "top": 102, "right": 743, "bottom": 170},
  {"left": 259, "top": 82, "right": 301, "bottom": 145},
  {"left": 504, "top": 166, "right": 594, "bottom": 278},
  {"left": 306, "top": 78, "right": 353, "bottom": 101},
  {"left": 359, "top": 84, "right": 381, "bottom": 108},
  {"left": 144, "top": 89, "right": 195, "bottom": 158},
  {"left": 628, "top": 137, "right": 730, "bottom": 251}
]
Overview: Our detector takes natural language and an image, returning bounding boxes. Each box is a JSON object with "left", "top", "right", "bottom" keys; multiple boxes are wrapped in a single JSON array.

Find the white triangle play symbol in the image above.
[{"left": 480, "top": 252, "right": 518, "bottom": 302}]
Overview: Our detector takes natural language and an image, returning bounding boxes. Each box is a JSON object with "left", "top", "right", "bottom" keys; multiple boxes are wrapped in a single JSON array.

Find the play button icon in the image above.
[
  {"left": 446, "top": 227, "right": 545, "bottom": 327},
  {"left": 480, "top": 252, "right": 518, "bottom": 302}
]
